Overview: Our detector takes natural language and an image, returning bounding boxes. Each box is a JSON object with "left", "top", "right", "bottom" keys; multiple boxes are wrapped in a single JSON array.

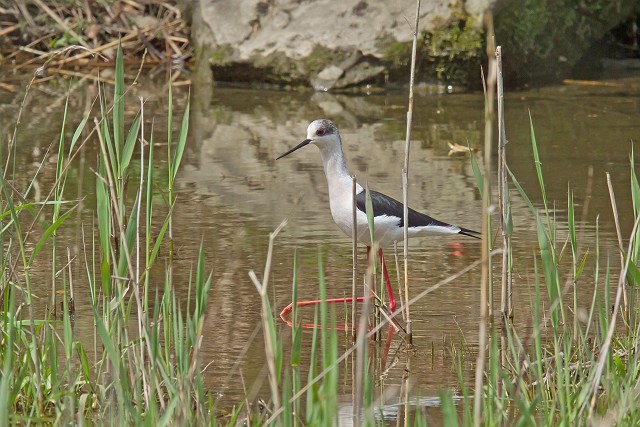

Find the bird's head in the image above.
[{"left": 277, "top": 119, "right": 340, "bottom": 160}]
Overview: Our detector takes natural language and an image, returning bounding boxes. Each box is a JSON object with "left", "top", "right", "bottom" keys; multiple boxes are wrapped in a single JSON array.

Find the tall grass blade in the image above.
[
  {"left": 29, "top": 206, "right": 77, "bottom": 264},
  {"left": 121, "top": 112, "right": 141, "bottom": 173},
  {"left": 171, "top": 96, "right": 190, "bottom": 181},
  {"left": 113, "top": 42, "right": 125, "bottom": 170},
  {"left": 529, "top": 113, "right": 549, "bottom": 216}
]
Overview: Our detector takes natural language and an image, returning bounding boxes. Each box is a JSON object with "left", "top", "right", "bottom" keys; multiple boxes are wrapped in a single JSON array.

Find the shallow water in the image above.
[{"left": 2, "top": 70, "right": 639, "bottom": 418}]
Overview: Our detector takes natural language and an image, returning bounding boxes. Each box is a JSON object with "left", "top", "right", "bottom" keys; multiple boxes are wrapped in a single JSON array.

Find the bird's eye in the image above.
[{"left": 316, "top": 128, "right": 326, "bottom": 136}]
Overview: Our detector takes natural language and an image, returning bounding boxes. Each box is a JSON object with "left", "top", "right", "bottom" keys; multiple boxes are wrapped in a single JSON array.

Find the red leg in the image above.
[
  {"left": 380, "top": 325, "right": 394, "bottom": 369},
  {"left": 279, "top": 245, "right": 398, "bottom": 330},
  {"left": 378, "top": 248, "right": 396, "bottom": 312},
  {"left": 279, "top": 296, "right": 369, "bottom": 328}
]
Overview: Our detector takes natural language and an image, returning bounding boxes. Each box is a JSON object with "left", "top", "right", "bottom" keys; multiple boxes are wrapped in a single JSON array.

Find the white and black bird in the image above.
[{"left": 277, "top": 119, "right": 479, "bottom": 312}]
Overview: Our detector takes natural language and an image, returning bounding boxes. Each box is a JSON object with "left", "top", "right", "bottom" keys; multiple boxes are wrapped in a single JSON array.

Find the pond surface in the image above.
[{"left": 1, "top": 69, "right": 639, "bottom": 421}]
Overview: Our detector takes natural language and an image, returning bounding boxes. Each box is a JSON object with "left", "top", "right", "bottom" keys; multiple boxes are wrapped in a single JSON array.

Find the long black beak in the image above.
[{"left": 277, "top": 139, "right": 311, "bottom": 160}]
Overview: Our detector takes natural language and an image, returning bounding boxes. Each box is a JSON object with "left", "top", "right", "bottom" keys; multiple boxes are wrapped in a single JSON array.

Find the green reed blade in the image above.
[
  {"left": 630, "top": 148, "right": 640, "bottom": 264},
  {"left": 623, "top": 255, "right": 640, "bottom": 287},
  {"left": 100, "top": 118, "right": 117, "bottom": 180},
  {"left": 291, "top": 251, "right": 301, "bottom": 367},
  {"left": 568, "top": 190, "right": 576, "bottom": 257},
  {"left": 75, "top": 342, "right": 92, "bottom": 387},
  {"left": 170, "top": 95, "right": 190, "bottom": 182},
  {"left": 116, "top": 197, "right": 139, "bottom": 277},
  {"left": 365, "top": 184, "right": 375, "bottom": 247},
  {"left": 576, "top": 249, "right": 589, "bottom": 281},
  {"left": 149, "top": 208, "right": 173, "bottom": 268},
  {"left": 92, "top": 305, "right": 136, "bottom": 422},
  {"left": 536, "top": 213, "right": 560, "bottom": 328},
  {"left": 440, "top": 390, "right": 459, "bottom": 427},
  {"left": 318, "top": 250, "right": 328, "bottom": 366},
  {"left": 113, "top": 42, "right": 125, "bottom": 169},
  {"left": 0, "top": 202, "right": 56, "bottom": 223},
  {"left": 145, "top": 126, "right": 155, "bottom": 258},
  {"left": 54, "top": 95, "right": 69, "bottom": 206},
  {"left": 28, "top": 205, "right": 77, "bottom": 265},
  {"left": 0, "top": 291, "right": 17, "bottom": 424},
  {"left": 194, "top": 242, "right": 212, "bottom": 323},
  {"left": 121, "top": 111, "right": 141, "bottom": 174},
  {"left": 157, "top": 395, "right": 180, "bottom": 426},
  {"left": 631, "top": 147, "right": 640, "bottom": 216},
  {"left": 167, "top": 78, "right": 173, "bottom": 167},
  {"left": 507, "top": 165, "right": 536, "bottom": 216},
  {"left": 282, "top": 370, "right": 292, "bottom": 427},
  {"left": 305, "top": 306, "right": 320, "bottom": 421},
  {"left": 529, "top": 112, "right": 548, "bottom": 215},
  {"left": 96, "top": 172, "right": 112, "bottom": 295},
  {"left": 69, "top": 112, "right": 89, "bottom": 154}
]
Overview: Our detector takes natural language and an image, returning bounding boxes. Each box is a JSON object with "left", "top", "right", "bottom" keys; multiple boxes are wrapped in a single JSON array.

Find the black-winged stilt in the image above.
[{"left": 277, "top": 119, "right": 479, "bottom": 314}]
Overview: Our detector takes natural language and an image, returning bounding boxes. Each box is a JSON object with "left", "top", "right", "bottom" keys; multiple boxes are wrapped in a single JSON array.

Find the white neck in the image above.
[
  {"left": 317, "top": 139, "right": 363, "bottom": 196},
  {"left": 313, "top": 135, "right": 367, "bottom": 241}
]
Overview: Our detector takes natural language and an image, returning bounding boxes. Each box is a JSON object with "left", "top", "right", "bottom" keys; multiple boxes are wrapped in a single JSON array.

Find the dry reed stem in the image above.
[
  {"left": 248, "top": 219, "right": 288, "bottom": 421},
  {"left": 352, "top": 175, "right": 358, "bottom": 340},
  {"left": 134, "top": 96, "right": 150, "bottom": 408},
  {"left": 46, "top": 69, "right": 115, "bottom": 85},
  {"left": 393, "top": 242, "right": 407, "bottom": 323},
  {"left": 496, "top": 46, "right": 512, "bottom": 320},
  {"left": 495, "top": 45, "right": 509, "bottom": 398},
  {"left": 401, "top": 0, "right": 421, "bottom": 348},
  {"left": 65, "top": 248, "right": 75, "bottom": 317},
  {"left": 473, "top": 11, "right": 497, "bottom": 427},
  {"left": 0, "top": 24, "right": 19, "bottom": 37}
]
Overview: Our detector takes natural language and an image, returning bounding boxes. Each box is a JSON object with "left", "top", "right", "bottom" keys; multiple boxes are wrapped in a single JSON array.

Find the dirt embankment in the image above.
[{"left": 1, "top": 0, "right": 192, "bottom": 88}]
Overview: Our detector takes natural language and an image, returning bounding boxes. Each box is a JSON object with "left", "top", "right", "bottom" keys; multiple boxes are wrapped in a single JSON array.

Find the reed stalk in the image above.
[
  {"left": 351, "top": 175, "right": 358, "bottom": 341},
  {"left": 402, "top": 0, "right": 421, "bottom": 348},
  {"left": 496, "top": 46, "right": 512, "bottom": 321},
  {"left": 473, "top": 11, "right": 496, "bottom": 427}
]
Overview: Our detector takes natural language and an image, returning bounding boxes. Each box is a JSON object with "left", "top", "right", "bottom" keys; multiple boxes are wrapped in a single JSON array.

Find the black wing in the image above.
[
  {"left": 355, "top": 190, "right": 443, "bottom": 226},
  {"left": 355, "top": 190, "right": 480, "bottom": 239}
]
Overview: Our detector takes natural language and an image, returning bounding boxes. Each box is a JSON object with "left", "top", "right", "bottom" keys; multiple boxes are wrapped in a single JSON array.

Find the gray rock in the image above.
[
  {"left": 184, "top": 0, "right": 637, "bottom": 87},
  {"left": 187, "top": 0, "right": 495, "bottom": 88}
]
